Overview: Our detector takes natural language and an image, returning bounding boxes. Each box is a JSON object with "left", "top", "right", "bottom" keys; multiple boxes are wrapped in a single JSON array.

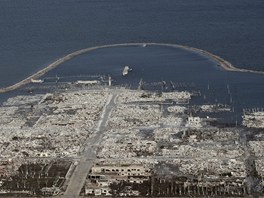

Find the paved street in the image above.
[{"left": 63, "top": 91, "right": 118, "bottom": 197}]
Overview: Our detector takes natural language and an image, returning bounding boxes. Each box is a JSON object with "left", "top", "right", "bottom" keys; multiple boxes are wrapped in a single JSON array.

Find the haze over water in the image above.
[{"left": 0, "top": 0, "right": 264, "bottom": 87}]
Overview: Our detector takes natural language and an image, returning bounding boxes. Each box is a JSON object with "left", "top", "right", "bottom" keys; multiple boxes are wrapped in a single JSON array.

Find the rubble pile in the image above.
[
  {"left": 98, "top": 129, "right": 157, "bottom": 159},
  {"left": 0, "top": 90, "right": 109, "bottom": 159},
  {"left": 255, "top": 159, "right": 264, "bottom": 178},
  {"left": 175, "top": 158, "right": 246, "bottom": 177},
  {"left": 167, "top": 105, "right": 186, "bottom": 114},
  {"left": 242, "top": 111, "right": 264, "bottom": 128},
  {"left": 117, "top": 90, "right": 191, "bottom": 104},
  {"left": 249, "top": 141, "right": 264, "bottom": 157},
  {"left": 160, "top": 116, "right": 183, "bottom": 127},
  {"left": 0, "top": 86, "right": 263, "bottom": 197},
  {"left": 108, "top": 105, "right": 161, "bottom": 129},
  {"left": 200, "top": 104, "right": 231, "bottom": 112},
  {"left": 0, "top": 160, "right": 71, "bottom": 196},
  {"left": 85, "top": 89, "right": 260, "bottom": 197},
  {"left": 153, "top": 127, "right": 181, "bottom": 142}
]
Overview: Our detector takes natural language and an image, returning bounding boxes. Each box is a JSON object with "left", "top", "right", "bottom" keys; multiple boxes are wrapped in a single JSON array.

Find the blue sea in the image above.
[
  {"left": 42, "top": 44, "right": 264, "bottom": 111},
  {"left": 0, "top": 0, "right": 264, "bottom": 88},
  {"left": 0, "top": 0, "right": 263, "bottom": 118}
]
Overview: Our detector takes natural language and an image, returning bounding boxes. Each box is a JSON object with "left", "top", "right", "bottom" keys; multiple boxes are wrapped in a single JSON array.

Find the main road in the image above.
[{"left": 63, "top": 89, "right": 119, "bottom": 197}]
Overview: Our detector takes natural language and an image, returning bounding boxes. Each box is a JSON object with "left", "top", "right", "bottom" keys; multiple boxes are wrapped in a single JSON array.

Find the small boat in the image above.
[{"left": 122, "top": 66, "right": 132, "bottom": 76}]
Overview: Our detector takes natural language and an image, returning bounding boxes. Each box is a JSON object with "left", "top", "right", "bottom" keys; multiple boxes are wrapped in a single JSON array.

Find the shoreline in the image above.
[{"left": 0, "top": 43, "right": 263, "bottom": 94}]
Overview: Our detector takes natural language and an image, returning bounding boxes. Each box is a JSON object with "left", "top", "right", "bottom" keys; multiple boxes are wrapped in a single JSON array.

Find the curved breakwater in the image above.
[{"left": 0, "top": 43, "right": 263, "bottom": 93}]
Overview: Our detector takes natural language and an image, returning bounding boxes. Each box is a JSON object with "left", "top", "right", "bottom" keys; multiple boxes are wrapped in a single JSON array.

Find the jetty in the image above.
[{"left": 0, "top": 43, "right": 263, "bottom": 94}]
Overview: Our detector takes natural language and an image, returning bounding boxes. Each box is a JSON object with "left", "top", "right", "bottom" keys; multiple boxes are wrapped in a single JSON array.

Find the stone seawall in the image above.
[{"left": 1, "top": 43, "right": 263, "bottom": 93}]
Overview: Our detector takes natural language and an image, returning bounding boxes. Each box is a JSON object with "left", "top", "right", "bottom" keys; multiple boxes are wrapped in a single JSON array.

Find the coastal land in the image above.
[{"left": 0, "top": 84, "right": 263, "bottom": 197}]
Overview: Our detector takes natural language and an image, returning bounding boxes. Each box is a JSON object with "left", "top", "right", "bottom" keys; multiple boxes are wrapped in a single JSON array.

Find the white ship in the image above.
[
  {"left": 122, "top": 66, "right": 132, "bottom": 76},
  {"left": 31, "top": 78, "right": 44, "bottom": 83}
]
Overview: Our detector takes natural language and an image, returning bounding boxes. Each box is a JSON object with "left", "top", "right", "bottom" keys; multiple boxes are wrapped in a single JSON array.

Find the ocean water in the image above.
[
  {"left": 43, "top": 44, "right": 264, "bottom": 110},
  {"left": 0, "top": 0, "right": 264, "bottom": 88}
]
